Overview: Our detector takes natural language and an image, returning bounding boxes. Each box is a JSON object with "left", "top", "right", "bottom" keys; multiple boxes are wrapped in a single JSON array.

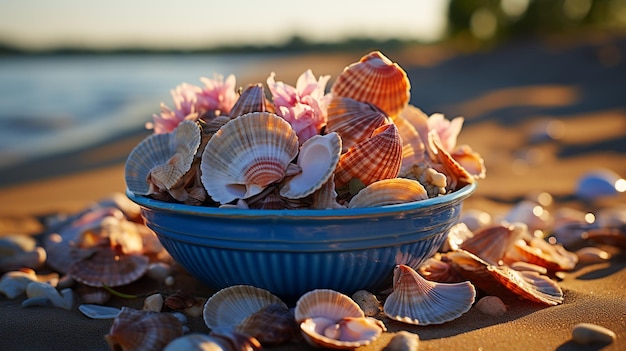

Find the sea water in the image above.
[{"left": 0, "top": 53, "right": 277, "bottom": 171}]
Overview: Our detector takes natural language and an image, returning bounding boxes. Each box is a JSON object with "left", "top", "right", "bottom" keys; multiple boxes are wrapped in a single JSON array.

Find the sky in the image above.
[{"left": 0, "top": 0, "right": 450, "bottom": 50}]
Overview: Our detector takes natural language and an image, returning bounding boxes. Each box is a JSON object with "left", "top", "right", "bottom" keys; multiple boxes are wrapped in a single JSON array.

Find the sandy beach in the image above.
[{"left": 1, "top": 31, "right": 625, "bottom": 350}]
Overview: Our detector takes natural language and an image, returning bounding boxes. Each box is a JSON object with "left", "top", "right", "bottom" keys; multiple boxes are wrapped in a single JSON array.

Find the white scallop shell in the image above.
[
  {"left": 125, "top": 120, "right": 201, "bottom": 195},
  {"left": 280, "top": 132, "right": 342, "bottom": 199},
  {"left": 294, "top": 289, "right": 364, "bottom": 323},
  {"left": 300, "top": 316, "right": 386, "bottom": 350},
  {"left": 348, "top": 178, "right": 428, "bottom": 208},
  {"left": 202, "top": 285, "right": 286, "bottom": 330},
  {"left": 200, "top": 112, "right": 299, "bottom": 204},
  {"left": 383, "top": 264, "right": 476, "bottom": 325}
]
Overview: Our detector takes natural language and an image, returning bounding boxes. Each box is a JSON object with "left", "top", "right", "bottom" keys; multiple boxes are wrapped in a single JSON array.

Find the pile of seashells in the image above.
[{"left": 125, "top": 51, "right": 487, "bottom": 209}]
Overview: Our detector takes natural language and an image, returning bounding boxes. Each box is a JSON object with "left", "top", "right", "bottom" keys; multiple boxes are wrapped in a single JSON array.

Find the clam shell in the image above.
[
  {"left": 105, "top": 307, "right": 183, "bottom": 351},
  {"left": 326, "top": 96, "right": 390, "bottom": 153},
  {"left": 294, "top": 289, "right": 364, "bottom": 323},
  {"left": 334, "top": 123, "right": 403, "bottom": 189},
  {"left": 125, "top": 119, "right": 201, "bottom": 195},
  {"left": 348, "top": 178, "right": 428, "bottom": 208},
  {"left": 280, "top": 132, "right": 342, "bottom": 199},
  {"left": 228, "top": 83, "right": 269, "bottom": 118},
  {"left": 203, "top": 284, "right": 286, "bottom": 330},
  {"left": 300, "top": 316, "right": 386, "bottom": 350},
  {"left": 200, "top": 112, "right": 299, "bottom": 204},
  {"left": 503, "top": 237, "right": 578, "bottom": 272},
  {"left": 447, "top": 249, "right": 564, "bottom": 306},
  {"left": 68, "top": 246, "right": 149, "bottom": 287},
  {"left": 331, "top": 51, "right": 410, "bottom": 117},
  {"left": 383, "top": 264, "right": 475, "bottom": 325}
]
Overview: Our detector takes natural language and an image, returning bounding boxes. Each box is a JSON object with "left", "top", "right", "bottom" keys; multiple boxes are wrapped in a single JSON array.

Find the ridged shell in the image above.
[
  {"left": 429, "top": 130, "right": 474, "bottom": 191},
  {"left": 503, "top": 237, "right": 578, "bottom": 272},
  {"left": 197, "top": 115, "right": 231, "bottom": 159},
  {"left": 383, "top": 264, "right": 475, "bottom": 325},
  {"left": 334, "top": 123, "right": 403, "bottom": 189},
  {"left": 295, "top": 289, "right": 364, "bottom": 323},
  {"left": 331, "top": 51, "right": 410, "bottom": 117},
  {"left": 310, "top": 174, "right": 345, "bottom": 209},
  {"left": 105, "top": 307, "right": 183, "bottom": 351},
  {"left": 348, "top": 178, "right": 428, "bottom": 208},
  {"left": 68, "top": 246, "right": 149, "bottom": 287},
  {"left": 228, "top": 83, "right": 269, "bottom": 118},
  {"left": 280, "top": 132, "right": 342, "bottom": 199},
  {"left": 394, "top": 114, "right": 426, "bottom": 171},
  {"left": 447, "top": 249, "right": 564, "bottom": 305},
  {"left": 300, "top": 316, "right": 386, "bottom": 350},
  {"left": 200, "top": 112, "right": 299, "bottom": 204},
  {"left": 451, "top": 144, "right": 486, "bottom": 180},
  {"left": 125, "top": 119, "right": 201, "bottom": 195},
  {"left": 203, "top": 285, "right": 286, "bottom": 330},
  {"left": 236, "top": 302, "right": 299, "bottom": 346},
  {"left": 459, "top": 223, "right": 526, "bottom": 265},
  {"left": 325, "top": 96, "right": 390, "bottom": 153}
]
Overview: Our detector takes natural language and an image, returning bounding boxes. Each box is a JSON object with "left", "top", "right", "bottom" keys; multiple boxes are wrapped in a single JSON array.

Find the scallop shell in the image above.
[
  {"left": 348, "top": 178, "right": 428, "bottom": 208},
  {"left": 200, "top": 112, "right": 299, "bottom": 204},
  {"left": 203, "top": 285, "right": 286, "bottom": 330},
  {"left": 383, "top": 264, "right": 475, "bottom": 326},
  {"left": 503, "top": 237, "right": 578, "bottom": 272},
  {"left": 228, "top": 83, "right": 269, "bottom": 118},
  {"left": 125, "top": 119, "right": 201, "bottom": 195},
  {"left": 325, "top": 96, "right": 391, "bottom": 152},
  {"left": 447, "top": 249, "right": 564, "bottom": 305},
  {"left": 458, "top": 223, "right": 526, "bottom": 265},
  {"left": 334, "top": 123, "right": 403, "bottom": 189},
  {"left": 280, "top": 132, "right": 342, "bottom": 199},
  {"left": 295, "top": 289, "right": 364, "bottom": 322},
  {"left": 429, "top": 131, "right": 474, "bottom": 191},
  {"left": 197, "top": 115, "right": 231, "bottom": 159},
  {"left": 451, "top": 144, "right": 486, "bottom": 180},
  {"left": 299, "top": 315, "right": 386, "bottom": 350},
  {"left": 105, "top": 307, "right": 183, "bottom": 351},
  {"left": 310, "top": 174, "right": 345, "bottom": 209},
  {"left": 331, "top": 51, "right": 410, "bottom": 117},
  {"left": 68, "top": 245, "right": 149, "bottom": 287},
  {"left": 236, "top": 302, "right": 299, "bottom": 346},
  {"left": 394, "top": 114, "right": 426, "bottom": 171}
]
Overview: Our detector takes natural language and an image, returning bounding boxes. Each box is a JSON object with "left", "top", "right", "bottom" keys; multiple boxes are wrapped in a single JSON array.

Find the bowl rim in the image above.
[{"left": 126, "top": 182, "right": 476, "bottom": 219}]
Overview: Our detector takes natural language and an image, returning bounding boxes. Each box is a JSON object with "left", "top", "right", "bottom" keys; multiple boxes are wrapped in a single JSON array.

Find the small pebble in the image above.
[
  {"left": 575, "top": 247, "right": 611, "bottom": 263},
  {"left": 474, "top": 296, "right": 507, "bottom": 317},
  {"left": 165, "top": 276, "right": 175, "bottom": 286},
  {"left": 383, "top": 331, "right": 420, "bottom": 351},
  {"left": 572, "top": 323, "right": 616, "bottom": 345},
  {"left": 146, "top": 262, "right": 173, "bottom": 281}
]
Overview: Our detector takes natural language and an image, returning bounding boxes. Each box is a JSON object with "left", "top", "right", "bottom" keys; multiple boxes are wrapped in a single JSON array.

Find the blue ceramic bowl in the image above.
[{"left": 127, "top": 183, "right": 476, "bottom": 300}]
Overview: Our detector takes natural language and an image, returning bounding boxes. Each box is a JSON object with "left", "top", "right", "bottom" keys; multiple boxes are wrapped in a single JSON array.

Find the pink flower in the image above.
[
  {"left": 149, "top": 83, "right": 201, "bottom": 134},
  {"left": 427, "top": 113, "right": 464, "bottom": 152},
  {"left": 267, "top": 70, "right": 331, "bottom": 144},
  {"left": 196, "top": 74, "right": 238, "bottom": 116}
]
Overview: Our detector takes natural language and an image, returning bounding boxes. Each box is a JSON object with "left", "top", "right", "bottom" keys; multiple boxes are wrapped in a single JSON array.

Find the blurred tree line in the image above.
[{"left": 447, "top": 0, "right": 626, "bottom": 47}]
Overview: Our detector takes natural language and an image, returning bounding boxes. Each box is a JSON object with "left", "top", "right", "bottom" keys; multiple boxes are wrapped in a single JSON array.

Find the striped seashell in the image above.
[
  {"left": 348, "top": 178, "right": 428, "bottom": 208},
  {"left": 295, "top": 289, "right": 385, "bottom": 349},
  {"left": 280, "top": 132, "right": 342, "bottom": 199},
  {"left": 503, "top": 237, "right": 578, "bottom": 272},
  {"left": 310, "top": 174, "right": 345, "bottom": 209},
  {"left": 200, "top": 112, "right": 299, "bottom": 204},
  {"left": 451, "top": 144, "right": 486, "bottom": 180},
  {"left": 325, "top": 96, "right": 391, "bottom": 153},
  {"left": 68, "top": 245, "right": 149, "bottom": 287},
  {"left": 334, "top": 123, "right": 403, "bottom": 189},
  {"left": 236, "top": 302, "right": 299, "bottom": 346},
  {"left": 383, "top": 264, "right": 475, "bottom": 325},
  {"left": 125, "top": 119, "right": 201, "bottom": 195},
  {"left": 105, "top": 307, "right": 183, "bottom": 351},
  {"left": 203, "top": 285, "right": 286, "bottom": 330},
  {"left": 331, "top": 51, "right": 410, "bottom": 117},
  {"left": 228, "top": 83, "right": 269, "bottom": 119},
  {"left": 429, "top": 130, "right": 474, "bottom": 192},
  {"left": 394, "top": 114, "right": 426, "bottom": 171},
  {"left": 447, "top": 249, "right": 564, "bottom": 305},
  {"left": 458, "top": 223, "right": 526, "bottom": 265},
  {"left": 197, "top": 115, "right": 231, "bottom": 159}
]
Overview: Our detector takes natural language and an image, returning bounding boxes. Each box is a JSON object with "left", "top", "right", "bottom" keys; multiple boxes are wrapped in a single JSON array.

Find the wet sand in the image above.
[{"left": 1, "top": 31, "right": 625, "bottom": 350}]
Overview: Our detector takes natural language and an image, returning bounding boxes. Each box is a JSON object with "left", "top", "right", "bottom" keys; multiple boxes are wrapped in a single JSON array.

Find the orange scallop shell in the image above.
[
  {"left": 334, "top": 123, "right": 403, "bottom": 189},
  {"left": 325, "top": 96, "right": 391, "bottom": 153},
  {"left": 331, "top": 51, "right": 410, "bottom": 117}
]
